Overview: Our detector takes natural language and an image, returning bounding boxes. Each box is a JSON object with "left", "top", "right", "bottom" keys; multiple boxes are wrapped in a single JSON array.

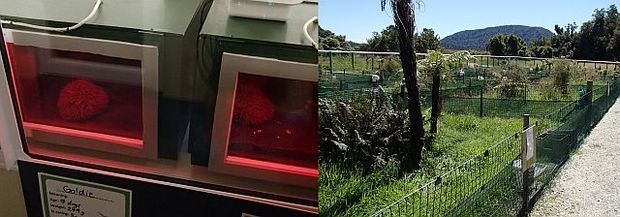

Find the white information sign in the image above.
[
  {"left": 38, "top": 173, "right": 132, "bottom": 217},
  {"left": 522, "top": 126, "right": 537, "bottom": 172},
  {"left": 525, "top": 128, "right": 535, "bottom": 160}
]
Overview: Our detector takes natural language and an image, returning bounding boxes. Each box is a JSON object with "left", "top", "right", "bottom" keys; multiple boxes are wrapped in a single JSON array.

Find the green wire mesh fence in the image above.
[{"left": 368, "top": 78, "right": 620, "bottom": 216}]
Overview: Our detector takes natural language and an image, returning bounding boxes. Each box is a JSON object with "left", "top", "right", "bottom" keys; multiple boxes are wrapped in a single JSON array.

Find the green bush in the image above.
[
  {"left": 318, "top": 91, "right": 409, "bottom": 172},
  {"left": 490, "top": 61, "right": 528, "bottom": 98},
  {"left": 549, "top": 59, "right": 574, "bottom": 94},
  {"left": 378, "top": 57, "right": 402, "bottom": 81}
]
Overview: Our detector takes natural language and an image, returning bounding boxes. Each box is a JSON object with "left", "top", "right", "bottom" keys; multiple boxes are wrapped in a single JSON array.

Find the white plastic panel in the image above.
[
  {"left": 228, "top": 0, "right": 304, "bottom": 21},
  {"left": 0, "top": 49, "right": 21, "bottom": 170}
]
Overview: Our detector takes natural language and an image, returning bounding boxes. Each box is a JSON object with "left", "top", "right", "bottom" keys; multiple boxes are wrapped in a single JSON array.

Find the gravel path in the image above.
[{"left": 530, "top": 99, "right": 620, "bottom": 217}]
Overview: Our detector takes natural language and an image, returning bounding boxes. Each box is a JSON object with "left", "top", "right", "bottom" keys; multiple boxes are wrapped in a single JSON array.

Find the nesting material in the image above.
[
  {"left": 57, "top": 79, "right": 109, "bottom": 121},
  {"left": 233, "top": 84, "right": 275, "bottom": 125}
]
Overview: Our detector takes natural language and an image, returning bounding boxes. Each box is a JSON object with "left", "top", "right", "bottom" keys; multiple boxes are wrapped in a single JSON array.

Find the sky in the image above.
[{"left": 319, "top": 0, "right": 618, "bottom": 43}]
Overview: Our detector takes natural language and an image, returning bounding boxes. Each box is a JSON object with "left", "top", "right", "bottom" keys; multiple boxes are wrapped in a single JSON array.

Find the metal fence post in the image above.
[
  {"left": 607, "top": 81, "right": 611, "bottom": 97},
  {"left": 468, "top": 78, "right": 472, "bottom": 96},
  {"left": 463, "top": 73, "right": 466, "bottom": 85},
  {"left": 479, "top": 83, "right": 484, "bottom": 117},
  {"left": 524, "top": 83, "right": 527, "bottom": 104},
  {"left": 587, "top": 80, "right": 593, "bottom": 103},
  {"left": 340, "top": 69, "right": 347, "bottom": 91},
  {"left": 586, "top": 80, "right": 593, "bottom": 128}
]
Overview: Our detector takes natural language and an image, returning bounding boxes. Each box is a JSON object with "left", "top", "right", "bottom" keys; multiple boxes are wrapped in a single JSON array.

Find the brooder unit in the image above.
[
  {"left": 0, "top": 0, "right": 209, "bottom": 165},
  {"left": 1, "top": 0, "right": 319, "bottom": 213},
  {"left": 191, "top": 0, "right": 319, "bottom": 189}
]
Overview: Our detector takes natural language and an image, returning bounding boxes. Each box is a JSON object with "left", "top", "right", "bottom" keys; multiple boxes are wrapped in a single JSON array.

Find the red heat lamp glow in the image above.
[
  {"left": 57, "top": 80, "right": 110, "bottom": 121},
  {"left": 233, "top": 84, "right": 275, "bottom": 125},
  {"left": 227, "top": 73, "right": 318, "bottom": 170}
]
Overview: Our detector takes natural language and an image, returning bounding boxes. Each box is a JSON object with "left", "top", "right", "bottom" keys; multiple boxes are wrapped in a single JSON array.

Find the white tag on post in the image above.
[
  {"left": 526, "top": 128, "right": 535, "bottom": 160},
  {"left": 522, "top": 126, "right": 536, "bottom": 172}
]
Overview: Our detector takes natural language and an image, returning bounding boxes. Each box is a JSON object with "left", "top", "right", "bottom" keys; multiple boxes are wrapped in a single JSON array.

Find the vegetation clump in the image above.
[
  {"left": 319, "top": 92, "right": 409, "bottom": 172},
  {"left": 548, "top": 59, "right": 575, "bottom": 94},
  {"left": 491, "top": 61, "right": 529, "bottom": 98}
]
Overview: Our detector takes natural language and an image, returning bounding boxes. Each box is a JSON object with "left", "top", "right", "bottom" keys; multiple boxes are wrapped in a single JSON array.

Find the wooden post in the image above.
[
  {"left": 594, "top": 62, "right": 597, "bottom": 70},
  {"left": 351, "top": 53, "right": 355, "bottom": 72},
  {"left": 371, "top": 55, "right": 375, "bottom": 71},
  {"left": 329, "top": 52, "right": 333, "bottom": 74},
  {"left": 587, "top": 80, "right": 593, "bottom": 103},
  {"left": 519, "top": 114, "right": 531, "bottom": 217}
]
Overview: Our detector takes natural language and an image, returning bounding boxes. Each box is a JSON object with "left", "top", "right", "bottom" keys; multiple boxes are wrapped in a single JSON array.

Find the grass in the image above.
[
  {"left": 317, "top": 87, "right": 574, "bottom": 216},
  {"left": 319, "top": 114, "right": 530, "bottom": 216}
]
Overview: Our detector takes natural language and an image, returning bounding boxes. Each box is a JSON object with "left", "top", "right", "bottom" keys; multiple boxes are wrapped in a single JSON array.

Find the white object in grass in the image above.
[{"left": 371, "top": 74, "right": 380, "bottom": 83}]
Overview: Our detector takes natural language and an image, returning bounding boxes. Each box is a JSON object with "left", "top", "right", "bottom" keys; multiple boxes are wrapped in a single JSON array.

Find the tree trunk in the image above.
[
  {"left": 430, "top": 67, "right": 441, "bottom": 138},
  {"left": 391, "top": 0, "right": 425, "bottom": 170}
]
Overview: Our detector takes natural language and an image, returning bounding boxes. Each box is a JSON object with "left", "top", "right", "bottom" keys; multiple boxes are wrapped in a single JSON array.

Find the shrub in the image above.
[
  {"left": 549, "top": 59, "right": 574, "bottom": 94},
  {"left": 495, "top": 78, "right": 525, "bottom": 98},
  {"left": 490, "top": 61, "right": 528, "bottom": 98},
  {"left": 378, "top": 57, "right": 402, "bottom": 81},
  {"left": 319, "top": 91, "right": 409, "bottom": 172}
]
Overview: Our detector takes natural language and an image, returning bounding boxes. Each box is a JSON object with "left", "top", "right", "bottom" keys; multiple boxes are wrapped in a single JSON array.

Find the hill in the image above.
[{"left": 440, "top": 25, "right": 554, "bottom": 51}]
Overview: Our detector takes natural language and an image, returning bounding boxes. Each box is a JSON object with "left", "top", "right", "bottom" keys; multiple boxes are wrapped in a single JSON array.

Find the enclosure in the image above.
[{"left": 318, "top": 50, "right": 620, "bottom": 216}]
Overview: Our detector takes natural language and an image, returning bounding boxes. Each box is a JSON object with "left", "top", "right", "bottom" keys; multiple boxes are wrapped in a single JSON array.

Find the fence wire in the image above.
[{"left": 369, "top": 78, "right": 620, "bottom": 216}]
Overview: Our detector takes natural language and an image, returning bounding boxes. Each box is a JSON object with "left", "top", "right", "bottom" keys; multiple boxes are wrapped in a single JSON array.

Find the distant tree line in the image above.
[
  {"left": 319, "top": 27, "right": 353, "bottom": 50},
  {"left": 321, "top": 4, "right": 619, "bottom": 61},
  {"left": 319, "top": 25, "right": 442, "bottom": 53},
  {"left": 486, "top": 34, "right": 529, "bottom": 56},
  {"left": 487, "top": 4, "right": 620, "bottom": 61},
  {"left": 364, "top": 25, "right": 442, "bottom": 53}
]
